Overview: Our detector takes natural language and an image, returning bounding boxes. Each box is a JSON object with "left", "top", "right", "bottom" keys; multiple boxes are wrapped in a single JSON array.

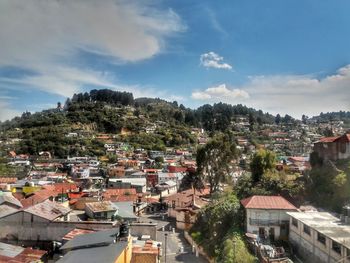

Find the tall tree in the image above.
[
  {"left": 250, "top": 149, "right": 276, "bottom": 183},
  {"left": 196, "top": 133, "right": 237, "bottom": 194}
]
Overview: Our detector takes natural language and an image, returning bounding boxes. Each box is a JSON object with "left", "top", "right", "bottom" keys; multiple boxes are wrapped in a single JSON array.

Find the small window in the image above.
[
  {"left": 303, "top": 225, "right": 311, "bottom": 235},
  {"left": 292, "top": 218, "right": 298, "bottom": 228},
  {"left": 332, "top": 241, "right": 341, "bottom": 254},
  {"left": 317, "top": 232, "right": 326, "bottom": 245}
]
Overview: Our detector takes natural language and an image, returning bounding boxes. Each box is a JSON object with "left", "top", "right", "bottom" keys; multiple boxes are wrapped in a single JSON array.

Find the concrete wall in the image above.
[
  {"left": 246, "top": 209, "right": 292, "bottom": 240},
  {"left": 0, "top": 211, "right": 116, "bottom": 243},
  {"left": 183, "top": 231, "right": 213, "bottom": 263},
  {"left": 115, "top": 236, "right": 132, "bottom": 263},
  {"left": 289, "top": 217, "right": 350, "bottom": 263},
  {"left": 130, "top": 223, "right": 157, "bottom": 240},
  {"left": 314, "top": 141, "right": 350, "bottom": 161},
  {"left": 175, "top": 210, "right": 196, "bottom": 231}
]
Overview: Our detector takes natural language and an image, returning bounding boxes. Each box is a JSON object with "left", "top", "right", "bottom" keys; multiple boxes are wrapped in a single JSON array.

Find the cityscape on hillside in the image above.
[{"left": 1, "top": 1, "right": 350, "bottom": 263}]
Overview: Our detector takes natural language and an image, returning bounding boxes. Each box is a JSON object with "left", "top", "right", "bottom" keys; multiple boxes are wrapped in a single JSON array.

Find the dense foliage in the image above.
[
  {"left": 235, "top": 149, "right": 305, "bottom": 203},
  {"left": 307, "top": 152, "right": 350, "bottom": 212},
  {"left": 190, "top": 191, "right": 256, "bottom": 262},
  {"left": 196, "top": 133, "right": 237, "bottom": 194},
  {"left": 0, "top": 89, "right": 277, "bottom": 158}
]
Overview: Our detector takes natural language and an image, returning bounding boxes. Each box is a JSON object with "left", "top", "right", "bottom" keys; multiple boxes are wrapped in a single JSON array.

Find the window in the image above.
[
  {"left": 292, "top": 218, "right": 298, "bottom": 228},
  {"left": 332, "top": 241, "right": 341, "bottom": 254},
  {"left": 317, "top": 232, "right": 326, "bottom": 245},
  {"left": 303, "top": 225, "right": 311, "bottom": 235}
]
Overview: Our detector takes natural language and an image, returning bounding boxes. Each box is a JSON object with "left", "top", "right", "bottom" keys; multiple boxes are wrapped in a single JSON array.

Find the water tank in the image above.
[{"left": 120, "top": 223, "right": 129, "bottom": 238}]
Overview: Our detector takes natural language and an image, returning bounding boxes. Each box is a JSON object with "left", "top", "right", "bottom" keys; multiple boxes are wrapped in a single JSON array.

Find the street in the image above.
[{"left": 139, "top": 213, "right": 208, "bottom": 263}]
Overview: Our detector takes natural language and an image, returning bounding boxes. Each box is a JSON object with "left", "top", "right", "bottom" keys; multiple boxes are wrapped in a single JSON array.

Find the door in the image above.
[
  {"left": 269, "top": 228, "right": 275, "bottom": 242},
  {"left": 259, "top": 227, "right": 265, "bottom": 238}
]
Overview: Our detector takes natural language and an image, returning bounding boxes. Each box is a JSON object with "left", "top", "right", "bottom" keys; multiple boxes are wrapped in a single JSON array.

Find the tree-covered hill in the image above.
[{"left": 0, "top": 89, "right": 277, "bottom": 158}]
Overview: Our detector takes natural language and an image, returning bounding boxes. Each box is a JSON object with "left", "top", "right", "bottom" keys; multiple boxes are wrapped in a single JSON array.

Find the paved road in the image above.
[{"left": 139, "top": 213, "right": 207, "bottom": 263}]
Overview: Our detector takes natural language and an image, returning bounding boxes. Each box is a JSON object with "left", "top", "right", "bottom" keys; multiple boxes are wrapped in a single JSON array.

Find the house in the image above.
[
  {"left": 240, "top": 195, "right": 297, "bottom": 241},
  {"left": 85, "top": 201, "right": 118, "bottom": 220},
  {"left": 287, "top": 211, "right": 350, "bottom": 263},
  {"left": 166, "top": 188, "right": 209, "bottom": 230},
  {"left": 108, "top": 178, "right": 147, "bottom": 193},
  {"left": 156, "top": 181, "right": 177, "bottom": 196},
  {"left": 157, "top": 172, "right": 183, "bottom": 185},
  {"left": 0, "top": 200, "right": 72, "bottom": 242},
  {"left": 58, "top": 228, "right": 132, "bottom": 263},
  {"left": 313, "top": 133, "right": 350, "bottom": 161}
]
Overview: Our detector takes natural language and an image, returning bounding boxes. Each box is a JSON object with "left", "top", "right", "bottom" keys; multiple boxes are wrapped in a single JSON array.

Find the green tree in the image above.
[
  {"left": 191, "top": 191, "right": 255, "bottom": 262},
  {"left": 197, "top": 133, "right": 237, "bottom": 194},
  {"left": 250, "top": 149, "right": 276, "bottom": 183}
]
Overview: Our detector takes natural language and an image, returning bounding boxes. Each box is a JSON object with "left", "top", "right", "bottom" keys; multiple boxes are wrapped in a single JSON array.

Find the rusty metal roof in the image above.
[
  {"left": 24, "top": 199, "right": 71, "bottom": 221},
  {"left": 85, "top": 201, "right": 118, "bottom": 213}
]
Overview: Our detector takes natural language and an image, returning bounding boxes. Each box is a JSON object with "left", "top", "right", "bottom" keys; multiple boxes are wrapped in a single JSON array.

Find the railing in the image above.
[{"left": 249, "top": 218, "right": 288, "bottom": 226}]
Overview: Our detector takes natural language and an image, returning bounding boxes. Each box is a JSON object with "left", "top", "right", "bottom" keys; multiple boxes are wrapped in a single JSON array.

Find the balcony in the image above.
[{"left": 249, "top": 218, "right": 288, "bottom": 226}]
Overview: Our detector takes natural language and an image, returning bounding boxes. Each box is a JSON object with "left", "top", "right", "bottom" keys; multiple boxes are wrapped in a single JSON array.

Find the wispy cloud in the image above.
[
  {"left": 200, "top": 52, "right": 232, "bottom": 70},
  {"left": 206, "top": 8, "right": 229, "bottom": 38},
  {"left": 192, "top": 65, "right": 350, "bottom": 117}
]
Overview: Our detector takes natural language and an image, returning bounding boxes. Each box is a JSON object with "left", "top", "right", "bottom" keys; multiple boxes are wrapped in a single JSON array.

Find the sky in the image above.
[{"left": 1, "top": 0, "right": 350, "bottom": 121}]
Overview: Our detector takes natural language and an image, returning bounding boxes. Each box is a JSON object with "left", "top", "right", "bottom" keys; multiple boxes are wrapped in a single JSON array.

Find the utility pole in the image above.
[{"left": 164, "top": 233, "right": 168, "bottom": 263}]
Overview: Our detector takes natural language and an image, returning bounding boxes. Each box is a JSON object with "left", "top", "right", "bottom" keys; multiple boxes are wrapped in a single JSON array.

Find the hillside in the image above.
[{"left": 0, "top": 89, "right": 276, "bottom": 158}]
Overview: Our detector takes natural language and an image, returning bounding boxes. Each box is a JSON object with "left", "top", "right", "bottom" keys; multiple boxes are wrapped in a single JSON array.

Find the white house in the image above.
[
  {"left": 240, "top": 195, "right": 297, "bottom": 241},
  {"left": 288, "top": 211, "right": 350, "bottom": 263}
]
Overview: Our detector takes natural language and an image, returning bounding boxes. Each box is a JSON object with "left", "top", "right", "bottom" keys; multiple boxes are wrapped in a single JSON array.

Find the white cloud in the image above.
[
  {"left": 200, "top": 52, "right": 232, "bottom": 70},
  {"left": 192, "top": 65, "right": 350, "bottom": 118},
  {"left": 0, "top": 0, "right": 184, "bottom": 98},
  {"left": 192, "top": 84, "right": 249, "bottom": 101}
]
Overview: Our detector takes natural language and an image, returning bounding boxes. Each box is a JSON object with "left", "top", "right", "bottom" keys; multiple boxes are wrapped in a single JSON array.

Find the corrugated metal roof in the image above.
[
  {"left": 85, "top": 201, "right": 118, "bottom": 213},
  {"left": 24, "top": 200, "right": 71, "bottom": 221},
  {"left": 240, "top": 195, "right": 297, "bottom": 210},
  {"left": 0, "top": 194, "right": 23, "bottom": 208},
  {"left": 0, "top": 242, "right": 24, "bottom": 258},
  {"left": 0, "top": 205, "right": 18, "bottom": 218}
]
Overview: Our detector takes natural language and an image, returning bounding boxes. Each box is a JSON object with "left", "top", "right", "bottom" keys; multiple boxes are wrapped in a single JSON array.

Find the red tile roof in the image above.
[
  {"left": 0, "top": 177, "right": 17, "bottom": 184},
  {"left": 102, "top": 189, "right": 137, "bottom": 202},
  {"left": 240, "top": 195, "right": 297, "bottom": 210},
  {"left": 319, "top": 136, "right": 339, "bottom": 143},
  {"left": 20, "top": 189, "right": 58, "bottom": 208},
  {"left": 318, "top": 134, "right": 350, "bottom": 143}
]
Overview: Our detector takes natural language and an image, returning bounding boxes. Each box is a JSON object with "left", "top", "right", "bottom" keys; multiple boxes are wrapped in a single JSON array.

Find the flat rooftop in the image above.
[{"left": 287, "top": 212, "right": 350, "bottom": 248}]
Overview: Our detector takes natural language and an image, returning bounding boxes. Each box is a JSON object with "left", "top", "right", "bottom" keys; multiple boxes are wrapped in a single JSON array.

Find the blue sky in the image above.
[{"left": 1, "top": 0, "right": 350, "bottom": 121}]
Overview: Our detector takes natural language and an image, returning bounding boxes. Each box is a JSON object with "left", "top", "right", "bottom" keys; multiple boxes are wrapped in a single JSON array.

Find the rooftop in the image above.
[
  {"left": 60, "top": 228, "right": 120, "bottom": 251},
  {"left": 240, "top": 195, "right": 297, "bottom": 210},
  {"left": 0, "top": 193, "right": 23, "bottom": 208},
  {"left": 25, "top": 200, "right": 71, "bottom": 221},
  {"left": 287, "top": 211, "right": 350, "bottom": 248},
  {"left": 57, "top": 242, "right": 128, "bottom": 263},
  {"left": 85, "top": 201, "right": 118, "bottom": 213}
]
